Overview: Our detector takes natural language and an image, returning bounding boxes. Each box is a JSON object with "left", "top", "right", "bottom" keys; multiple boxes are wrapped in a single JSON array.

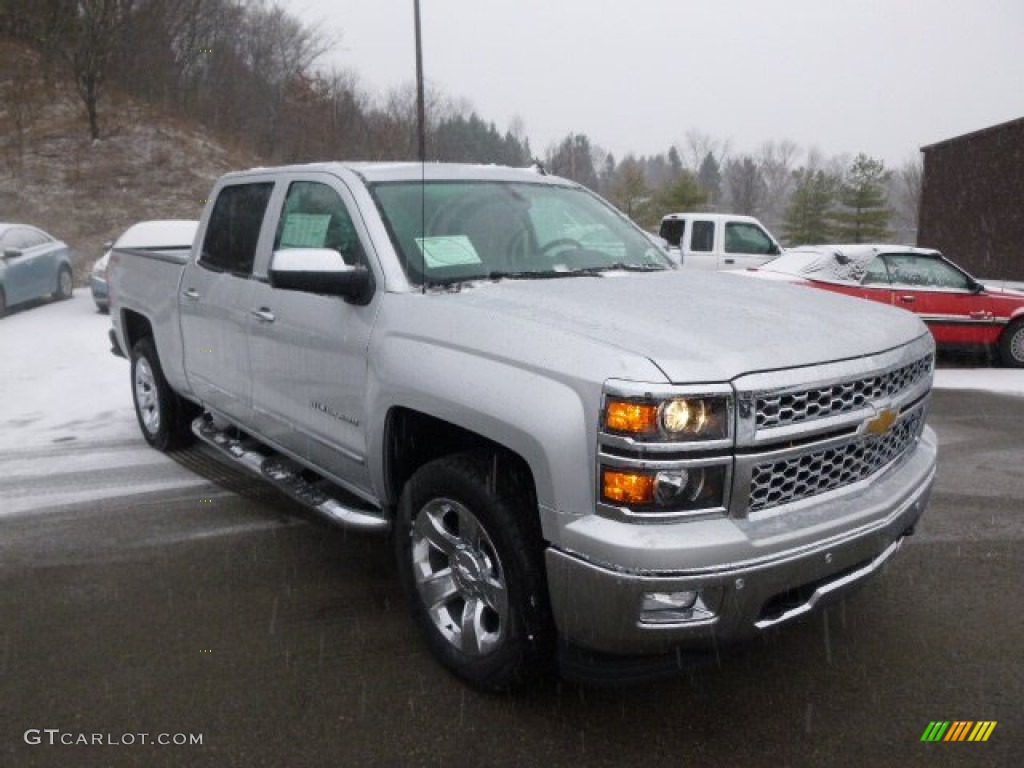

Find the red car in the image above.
[{"left": 749, "top": 245, "right": 1024, "bottom": 367}]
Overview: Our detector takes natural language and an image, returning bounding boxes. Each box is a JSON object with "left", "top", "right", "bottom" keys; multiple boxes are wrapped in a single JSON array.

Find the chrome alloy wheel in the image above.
[
  {"left": 411, "top": 498, "right": 509, "bottom": 656},
  {"left": 134, "top": 357, "right": 161, "bottom": 435}
]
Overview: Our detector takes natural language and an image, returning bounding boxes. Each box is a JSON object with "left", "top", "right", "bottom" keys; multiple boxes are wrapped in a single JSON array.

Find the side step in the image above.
[{"left": 192, "top": 416, "right": 389, "bottom": 533}]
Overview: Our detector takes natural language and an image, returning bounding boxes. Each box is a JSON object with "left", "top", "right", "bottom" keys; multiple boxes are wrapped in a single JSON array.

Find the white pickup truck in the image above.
[
  {"left": 658, "top": 213, "right": 783, "bottom": 270},
  {"left": 108, "top": 162, "right": 937, "bottom": 689}
]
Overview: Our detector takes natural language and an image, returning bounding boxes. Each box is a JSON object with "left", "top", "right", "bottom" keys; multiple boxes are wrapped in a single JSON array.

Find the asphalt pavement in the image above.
[{"left": 1, "top": 389, "right": 1021, "bottom": 767}]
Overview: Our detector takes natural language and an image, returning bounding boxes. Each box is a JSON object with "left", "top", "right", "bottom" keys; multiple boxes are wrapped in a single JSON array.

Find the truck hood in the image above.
[{"left": 435, "top": 270, "right": 929, "bottom": 383}]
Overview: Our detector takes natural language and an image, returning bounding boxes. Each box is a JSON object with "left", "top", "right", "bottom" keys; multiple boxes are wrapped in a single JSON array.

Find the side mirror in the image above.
[
  {"left": 968, "top": 279, "right": 985, "bottom": 294},
  {"left": 269, "top": 248, "right": 373, "bottom": 304},
  {"left": 768, "top": 242, "right": 782, "bottom": 256},
  {"left": 3, "top": 248, "right": 22, "bottom": 260}
]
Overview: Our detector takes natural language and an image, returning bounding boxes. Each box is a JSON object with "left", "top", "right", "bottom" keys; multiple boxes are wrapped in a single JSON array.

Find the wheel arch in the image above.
[{"left": 382, "top": 407, "right": 540, "bottom": 519}]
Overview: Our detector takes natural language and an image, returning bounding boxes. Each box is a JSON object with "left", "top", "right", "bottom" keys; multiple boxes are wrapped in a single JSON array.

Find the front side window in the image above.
[
  {"left": 690, "top": 221, "right": 714, "bottom": 252},
  {"left": 200, "top": 182, "right": 274, "bottom": 275},
  {"left": 884, "top": 254, "right": 971, "bottom": 291},
  {"left": 370, "top": 181, "right": 671, "bottom": 285},
  {"left": 273, "top": 181, "right": 367, "bottom": 267},
  {"left": 724, "top": 222, "right": 775, "bottom": 254}
]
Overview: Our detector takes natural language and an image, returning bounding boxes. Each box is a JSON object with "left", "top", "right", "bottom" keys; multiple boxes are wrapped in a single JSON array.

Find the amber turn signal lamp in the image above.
[
  {"left": 605, "top": 400, "right": 658, "bottom": 434},
  {"left": 602, "top": 469, "right": 656, "bottom": 505}
]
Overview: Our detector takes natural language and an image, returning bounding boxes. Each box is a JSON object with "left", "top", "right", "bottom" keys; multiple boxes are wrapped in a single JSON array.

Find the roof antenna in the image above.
[{"left": 414, "top": 0, "right": 426, "bottom": 294}]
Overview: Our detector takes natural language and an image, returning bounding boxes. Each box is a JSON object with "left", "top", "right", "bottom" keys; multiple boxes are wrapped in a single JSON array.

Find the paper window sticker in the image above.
[
  {"left": 280, "top": 213, "right": 331, "bottom": 248},
  {"left": 414, "top": 236, "right": 482, "bottom": 267}
]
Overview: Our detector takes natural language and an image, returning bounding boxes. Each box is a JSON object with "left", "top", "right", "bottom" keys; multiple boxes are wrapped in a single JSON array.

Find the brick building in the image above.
[{"left": 918, "top": 116, "right": 1024, "bottom": 279}]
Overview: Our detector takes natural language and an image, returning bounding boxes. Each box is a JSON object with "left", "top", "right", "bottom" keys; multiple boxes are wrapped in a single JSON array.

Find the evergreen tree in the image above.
[
  {"left": 782, "top": 168, "right": 837, "bottom": 245},
  {"left": 830, "top": 153, "right": 892, "bottom": 242},
  {"left": 697, "top": 151, "right": 722, "bottom": 207},
  {"left": 546, "top": 133, "right": 599, "bottom": 190}
]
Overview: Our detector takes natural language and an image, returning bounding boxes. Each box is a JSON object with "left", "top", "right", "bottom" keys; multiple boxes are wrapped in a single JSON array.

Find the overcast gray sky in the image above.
[{"left": 281, "top": 0, "right": 1024, "bottom": 167}]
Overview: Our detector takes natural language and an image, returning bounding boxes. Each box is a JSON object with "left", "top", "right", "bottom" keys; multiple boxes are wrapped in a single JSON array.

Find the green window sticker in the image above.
[
  {"left": 280, "top": 213, "right": 331, "bottom": 248},
  {"left": 414, "top": 236, "right": 482, "bottom": 268}
]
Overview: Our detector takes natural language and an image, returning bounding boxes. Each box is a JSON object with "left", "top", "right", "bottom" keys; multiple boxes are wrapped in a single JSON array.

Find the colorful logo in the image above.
[
  {"left": 865, "top": 407, "right": 898, "bottom": 435},
  {"left": 920, "top": 721, "right": 997, "bottom": 742}
]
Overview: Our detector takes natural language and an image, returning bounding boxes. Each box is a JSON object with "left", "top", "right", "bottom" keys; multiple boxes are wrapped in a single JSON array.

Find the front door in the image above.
[{"left": 247, "top": 176, "right": 378, "bottom": 494}]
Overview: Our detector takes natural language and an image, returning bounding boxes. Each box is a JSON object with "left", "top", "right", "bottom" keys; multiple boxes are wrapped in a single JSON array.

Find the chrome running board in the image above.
[{"left": 192, "top": 416, "right": 389, "bottom": 533}]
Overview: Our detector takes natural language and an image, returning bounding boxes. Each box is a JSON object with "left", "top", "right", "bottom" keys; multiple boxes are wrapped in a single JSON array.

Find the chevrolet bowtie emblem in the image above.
[{"left": 865, "top": 408, "right": 898, "bottom": 435}]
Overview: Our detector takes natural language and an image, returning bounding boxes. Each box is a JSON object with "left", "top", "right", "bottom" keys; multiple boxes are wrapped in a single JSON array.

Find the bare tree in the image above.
[
  {"left": 757, "top": 139, "right": 800, "bottom": 228},
  {"left": 890, "top": 153, "right": 923, "bottom": 244},
  {"left": 723, "top": 155, "right": 766, "bottom": 215},
  {"left": 55, "top": 0, "right": 136, "bottom": 140}
]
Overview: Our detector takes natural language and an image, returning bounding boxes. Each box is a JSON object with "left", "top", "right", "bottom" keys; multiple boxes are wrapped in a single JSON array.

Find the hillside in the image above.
[{"left": 0, "top": 39, "right": 263, "bottom": 283}]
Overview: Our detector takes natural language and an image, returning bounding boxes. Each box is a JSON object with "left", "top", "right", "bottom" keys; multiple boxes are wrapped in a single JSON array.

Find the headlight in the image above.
[
  {"left": 604, "top": 396, "right": 730, "bottom": 441},
  {"left": 601, "top": 465, "right": 727, "bottom": 513}
]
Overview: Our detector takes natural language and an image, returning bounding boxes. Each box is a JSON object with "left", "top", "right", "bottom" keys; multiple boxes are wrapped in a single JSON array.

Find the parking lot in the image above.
[{"left": 1, "top": 297, "right": 1021, "bottom": 767}]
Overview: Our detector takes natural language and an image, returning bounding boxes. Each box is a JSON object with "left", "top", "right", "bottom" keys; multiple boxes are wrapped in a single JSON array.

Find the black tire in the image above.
[
  {"left": 999, "top": 318, "right": 1024, "bottom": 368},
  {"left": 395, "top": 452, "right": 553, "bottom": 691},
  {"left": 54, "top": 265, "right": 73, "bottom": 300},
  {"left": 130, "top": 337, "right": 198, "bottom": 450}
]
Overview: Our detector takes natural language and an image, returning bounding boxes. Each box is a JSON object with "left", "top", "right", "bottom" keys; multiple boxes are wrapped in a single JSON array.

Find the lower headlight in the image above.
[{"left": 601, "top": 464, "right": 726, "bottom": 513}]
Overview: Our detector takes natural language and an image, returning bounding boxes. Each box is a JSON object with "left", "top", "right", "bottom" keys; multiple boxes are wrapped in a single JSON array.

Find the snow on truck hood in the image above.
[{"left": 431, "top": 270, "right": 930, "bottom": 384}]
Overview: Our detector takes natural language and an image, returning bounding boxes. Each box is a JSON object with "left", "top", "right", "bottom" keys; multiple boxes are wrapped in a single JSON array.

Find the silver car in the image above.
[{"left": 0, "top": 223, "right": 73, "bottom": 316}]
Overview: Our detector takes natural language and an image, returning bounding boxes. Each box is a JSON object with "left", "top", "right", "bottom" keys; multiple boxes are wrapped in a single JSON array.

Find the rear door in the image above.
[
  {"left": 179, "top": 181, "right": 275, "bottom": 424},
  {"left": 247, "top": 174, "right": 379, "bottom": 493}
]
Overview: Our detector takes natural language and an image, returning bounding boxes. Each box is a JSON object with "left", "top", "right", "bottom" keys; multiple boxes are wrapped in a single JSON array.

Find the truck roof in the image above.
[
  {"left": 219, "top": 161, "right": 573, "bottom": 186},
  {"left": 660, "top": 212, "right": 764, "bottom": 224}
]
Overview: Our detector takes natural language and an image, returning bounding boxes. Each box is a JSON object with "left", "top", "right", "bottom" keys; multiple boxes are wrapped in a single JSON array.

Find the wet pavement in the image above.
[{"left": 1, "top": 389, "right": 1020, "bottom": 767}]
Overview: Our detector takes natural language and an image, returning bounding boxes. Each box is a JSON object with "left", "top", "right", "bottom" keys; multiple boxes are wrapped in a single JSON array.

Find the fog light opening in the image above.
[{"left": 640, "top": 590, "right": 713, "bottom": 624}]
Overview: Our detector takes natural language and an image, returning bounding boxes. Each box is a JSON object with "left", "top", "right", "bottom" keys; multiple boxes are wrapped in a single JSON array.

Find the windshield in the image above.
[{"left": 369, "top": 181, "right": 673, "bottom": 285}]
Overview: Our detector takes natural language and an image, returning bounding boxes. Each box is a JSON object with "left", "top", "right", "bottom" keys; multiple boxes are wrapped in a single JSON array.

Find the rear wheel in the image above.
[
  {"left": 54, "top": 265, "right": 73, "bottom": 300},
  {"left": 130, "top": 337, "right": 198, "bottom": 450},
  {"left": 999, "top": 319, "right": 1024, "bottom": 368},
  {"left": 395, "top": 452, "right": 552, "bottom": 690}
]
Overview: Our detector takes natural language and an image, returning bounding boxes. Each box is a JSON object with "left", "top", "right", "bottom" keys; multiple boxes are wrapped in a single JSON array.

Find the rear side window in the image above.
[
  {"left": 691, "top": 220, "right": 714, "bottom": 252},
  {"left": 200, "top": 183, "right": 274, "bottom": 275}
]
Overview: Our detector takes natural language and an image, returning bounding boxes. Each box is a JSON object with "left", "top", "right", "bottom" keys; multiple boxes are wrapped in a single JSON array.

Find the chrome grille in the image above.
[
  {"left": 755, "top": 355, "right": 932, "bottom": 430},
  {"left": 748, "top": 409, "right": 924, "bottom": 513}
]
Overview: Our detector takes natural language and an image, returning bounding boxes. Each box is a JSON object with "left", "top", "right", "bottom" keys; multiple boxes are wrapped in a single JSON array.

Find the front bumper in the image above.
[{"left": 545, "top": 426, "right": 936, "bottom": 655}]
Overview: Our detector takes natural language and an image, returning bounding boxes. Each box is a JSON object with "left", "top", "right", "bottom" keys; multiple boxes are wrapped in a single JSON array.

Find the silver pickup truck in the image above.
[{"left": 108, "top": 162, "right": 937, "bottom": 689}]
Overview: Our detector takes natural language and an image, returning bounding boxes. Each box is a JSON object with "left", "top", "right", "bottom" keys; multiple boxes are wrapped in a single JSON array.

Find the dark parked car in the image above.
[{"left": 0, "top": 223, "right": 73, "bottom": 316}]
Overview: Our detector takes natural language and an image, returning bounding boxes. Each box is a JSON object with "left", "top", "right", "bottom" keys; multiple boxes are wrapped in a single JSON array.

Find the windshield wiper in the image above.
[{"left": 567, "top": 262, "right": 670, "bottom": 275}]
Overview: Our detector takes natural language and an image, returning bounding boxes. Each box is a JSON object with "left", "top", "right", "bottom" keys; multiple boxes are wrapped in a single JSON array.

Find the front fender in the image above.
[{"left": 366, "top": 335, "right": 598, "bottom": 533}]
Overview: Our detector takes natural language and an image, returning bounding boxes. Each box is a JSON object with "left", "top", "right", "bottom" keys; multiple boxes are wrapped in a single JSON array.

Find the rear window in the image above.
[{"left": 200, "top": 183, "right": 274, "bottom": 275}]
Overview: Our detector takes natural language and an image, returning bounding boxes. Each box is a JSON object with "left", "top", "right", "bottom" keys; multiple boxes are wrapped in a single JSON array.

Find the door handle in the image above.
[
  {"left": 183, "top": 288, "right": 200, "bottom": 300},
  {"left": 969, "top": 310, "right": 992, "bottom": 320},
  {"left": 723, "top": 258, "right": 735, "bottom": 265},
  {"left": 250, "top": 308, "right": 275, "bottom": 323},
  {"left": 898, "top": 295, "right": 916, "bottom": 303}
]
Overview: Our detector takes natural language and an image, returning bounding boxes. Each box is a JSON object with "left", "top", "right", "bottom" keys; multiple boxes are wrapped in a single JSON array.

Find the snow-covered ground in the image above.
[
  {"left": 1, "top": 292, "right": 1022, "bottom": 455},
  {"left": 0, "top": 292, "right": 138, "bottom": 452}
]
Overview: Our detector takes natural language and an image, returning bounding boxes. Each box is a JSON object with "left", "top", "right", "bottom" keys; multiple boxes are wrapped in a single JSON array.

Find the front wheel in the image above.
[
  {"left": 130, "top": 337, "right": 198, "bottom": 450},
  {"left": 395, "top": 453, "right": 552, "bottom": 690},
  {"left": 999, "top": 319, "right": 1024, "bottom": 368},
  {"left": 54, "top": 265, "right": 73, "bottom": 300}
]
